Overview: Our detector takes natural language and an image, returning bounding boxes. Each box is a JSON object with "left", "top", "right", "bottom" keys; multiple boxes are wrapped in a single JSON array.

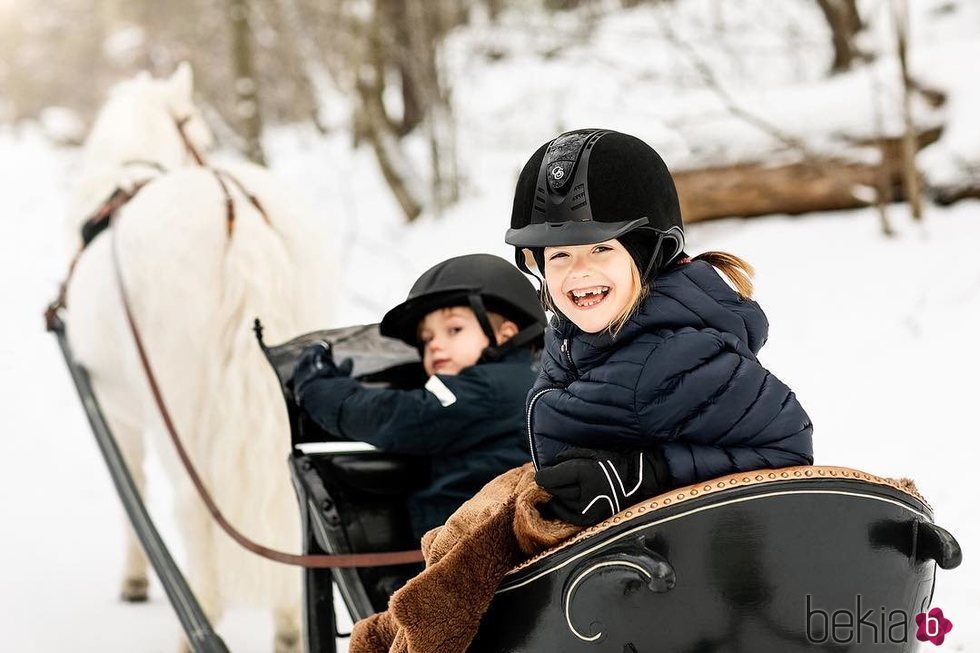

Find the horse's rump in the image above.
[{"left": 66, "top": 162, "right": 333, "bottom": 604}]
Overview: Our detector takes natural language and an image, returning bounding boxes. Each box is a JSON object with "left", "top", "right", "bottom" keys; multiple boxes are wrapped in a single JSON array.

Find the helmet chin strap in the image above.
[
  {"left": 642, "top": 234, "right": 666, "bottom": 280},
  {"left": 641, "top": 226, "right": 686, "bottom": 280},
  {"left": 467, "top": 293, "right": 498, "bottom": 347},
  {"left": 469, "top": 291, "right": 547, "bottom": 363}
]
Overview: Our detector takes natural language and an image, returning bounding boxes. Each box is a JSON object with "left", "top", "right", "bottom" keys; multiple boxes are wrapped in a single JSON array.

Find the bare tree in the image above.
[
  {"left": 381, "top": 0, "right": 425, "bottom": 135},
  {"left": 868, "top": 66, "right": 896, "bottom": 236},
  {"left": 815, "top": 0, "right": 863, "bottom": 73},
  {"left": 228, "top": 0, "right": 266, "bottom": 164},
  {"left": 891, "top": 0, "right": 923, "bottom": 220},
  {"left": 276, "top": 0, "right": 345, "bottom": 134},
  {"left": 403, "top": 0, "right": 461, "bottom": 213},
  {"left": 353, "top": 0, "right": 425, "bottom": 220}
]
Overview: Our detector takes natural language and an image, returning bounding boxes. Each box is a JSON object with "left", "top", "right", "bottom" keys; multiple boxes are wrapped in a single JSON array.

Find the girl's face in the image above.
[{"left": 544, "top": 239, "right": 637, "bottom": 333}]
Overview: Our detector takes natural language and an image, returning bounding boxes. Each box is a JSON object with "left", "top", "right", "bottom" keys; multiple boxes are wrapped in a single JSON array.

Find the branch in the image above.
[{"left": 660, "top": 15, "right": 821, "bottom": 162}]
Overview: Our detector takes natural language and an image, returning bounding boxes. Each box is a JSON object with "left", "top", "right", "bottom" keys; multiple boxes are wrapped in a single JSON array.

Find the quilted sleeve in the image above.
[{"left": 635, "top": 328, "right": 813, "bottom": 486}]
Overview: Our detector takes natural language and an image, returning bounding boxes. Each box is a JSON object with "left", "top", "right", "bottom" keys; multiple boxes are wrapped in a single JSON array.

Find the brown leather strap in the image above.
[
  {"left": 45, "top": 180, "right": 152, "bottom": 328},
  {"left": 207, "top": 169, "right": 237, "bottom": 235},
  {"left": 216, "top": 168, "right": 272, "bottom": 226},
  {"left": 174, "top": 116, "right": 206, "bottom": 167},
  {"left": 207, "top": 168, "right": 274, "bottom": 235},
  {"left": 109, "top": 208, "right": 424, "bottom": 569}
]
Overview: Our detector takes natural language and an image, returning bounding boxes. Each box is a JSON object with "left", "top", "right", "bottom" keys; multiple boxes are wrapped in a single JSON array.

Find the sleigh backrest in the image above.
[{"left": 261, "top": 323, "right": 428, "bottom": 624}]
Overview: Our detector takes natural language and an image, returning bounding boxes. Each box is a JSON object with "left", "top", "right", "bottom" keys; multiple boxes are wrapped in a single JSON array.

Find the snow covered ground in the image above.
[{"left": 3, "top": 0, "right": 979, "bottom": 650}]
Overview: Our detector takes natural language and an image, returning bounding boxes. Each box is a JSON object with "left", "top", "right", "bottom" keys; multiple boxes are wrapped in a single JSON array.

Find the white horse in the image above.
[{"left": 64, "top": 63, "right": 335, "bottom": 652}]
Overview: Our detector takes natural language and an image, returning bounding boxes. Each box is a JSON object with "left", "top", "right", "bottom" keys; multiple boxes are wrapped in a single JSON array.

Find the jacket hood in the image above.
[{"left": 548, "top": 260, "right": 769, "bottom": 374}]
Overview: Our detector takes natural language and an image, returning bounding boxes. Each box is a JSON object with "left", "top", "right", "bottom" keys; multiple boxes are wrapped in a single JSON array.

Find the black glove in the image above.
[
  {"left": 292, "top": 341, "right": 353, "bottom": 404},
  {"left": 535, "top": 447, "right": 671, "bottom": 526}
]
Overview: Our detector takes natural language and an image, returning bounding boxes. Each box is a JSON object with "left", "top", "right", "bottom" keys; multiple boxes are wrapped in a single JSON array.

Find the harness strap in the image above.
[
  {"left": 174, "top": 116, "right": 206, "bottom": 167},
  {"left": 208, "top": 168, "right": 273, "bottom": 235},
  {"left": 81, "top": 181, "right": 151, "bottom": 247},
  {"left": 217, "top": 169, "right": 271, "bottom": 225}
]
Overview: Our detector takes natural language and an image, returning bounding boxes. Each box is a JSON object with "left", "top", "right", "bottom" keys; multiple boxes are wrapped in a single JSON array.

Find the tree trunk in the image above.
[
  {"left": 356, "top": 76, "right": 424, "bottom": 221},
  {"left": 355, "top": 1, "right": 423, "bottom": 221},
  {"left": 486, "top": 0, "right": 504, "bottom": 21},
  {"left": 228, "top": 0, "right": 266, "bottom": 164},
  {"left": 383, "top": 0, "right": 425, "bottom": 135},
  {"left": 815, "top": 0, "right": 861, "bottom": 74},
  {"left": 844, "top": 0, "right": 863, "bottom": 33},
  {"left": 892, "top": 0, "right": 923, "bottom": 219},
  {"left": 404, "top": 0, "right": 460, "bottom": 214},
  {"left": 276, "top": 0, "right": 341, "bottom": 134}
]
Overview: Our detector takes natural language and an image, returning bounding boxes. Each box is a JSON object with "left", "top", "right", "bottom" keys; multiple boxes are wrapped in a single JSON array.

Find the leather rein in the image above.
[{"left": 50, "top": 116, "right": 424, "bottom": 569}]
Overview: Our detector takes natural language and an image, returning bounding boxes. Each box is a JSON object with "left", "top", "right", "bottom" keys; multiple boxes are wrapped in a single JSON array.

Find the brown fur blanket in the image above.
[{"left": 349, "top": 463, "right": 581, "bottom": 653}]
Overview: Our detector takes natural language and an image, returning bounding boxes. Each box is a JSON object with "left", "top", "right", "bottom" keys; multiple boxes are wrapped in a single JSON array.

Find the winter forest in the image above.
[{"left": 1, "top": 0, "right": 978, "bottom": 651}]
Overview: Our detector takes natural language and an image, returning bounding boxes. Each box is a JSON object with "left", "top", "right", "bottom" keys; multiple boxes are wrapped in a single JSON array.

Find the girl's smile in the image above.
[
  {"left": 544, "top": 239, "right": 637, "bottom": 333},
  {"left": 567, "top": 285, "right": 610, "bottom": 309}
]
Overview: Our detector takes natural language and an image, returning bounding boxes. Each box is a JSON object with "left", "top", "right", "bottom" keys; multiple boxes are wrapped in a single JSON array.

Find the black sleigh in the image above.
[{"left": 260, "top": 324, "right": 963, "bottom": 653}]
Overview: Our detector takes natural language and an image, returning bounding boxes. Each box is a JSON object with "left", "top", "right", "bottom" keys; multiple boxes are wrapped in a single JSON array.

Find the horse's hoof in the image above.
[
  {"left": 120, "top": 576, "right": 149, "bottom": 602},
  {"left": 274, "top": 630, "right": 301, "bottom": 653}
]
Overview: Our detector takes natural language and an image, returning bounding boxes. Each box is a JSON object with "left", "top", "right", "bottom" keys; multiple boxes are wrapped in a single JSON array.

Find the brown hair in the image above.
[
  {"left": 415, "top": 307, "right": 515, "bottom": 342},
  {"left": 692, "top": 251, "right": 754, "bottom": 298}
]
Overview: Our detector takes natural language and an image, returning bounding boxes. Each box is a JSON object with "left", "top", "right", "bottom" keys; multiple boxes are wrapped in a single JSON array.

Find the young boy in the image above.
[{"left": 292, "top": 254, "right": 546, "bottom": 540}]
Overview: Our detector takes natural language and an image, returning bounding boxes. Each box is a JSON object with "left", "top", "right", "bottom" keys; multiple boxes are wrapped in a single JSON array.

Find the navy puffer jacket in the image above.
[{"left": 528, "top": 259, "right": 813, "bottom": 486}]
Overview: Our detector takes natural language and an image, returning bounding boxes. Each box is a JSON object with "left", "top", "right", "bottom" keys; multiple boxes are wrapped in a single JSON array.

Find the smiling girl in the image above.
[{"left": 506, "top": 129, "right": 814, "bottom": 526}]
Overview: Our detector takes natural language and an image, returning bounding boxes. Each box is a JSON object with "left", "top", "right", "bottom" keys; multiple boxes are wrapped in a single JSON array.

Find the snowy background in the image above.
[{"left": 2, "top": 0, "right": 979, "bottom": 651}]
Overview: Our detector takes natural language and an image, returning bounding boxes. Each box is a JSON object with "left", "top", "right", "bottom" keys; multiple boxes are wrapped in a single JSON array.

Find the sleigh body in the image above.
[{"left": 471, "top": 467, "right": 957, "bottom": 652}]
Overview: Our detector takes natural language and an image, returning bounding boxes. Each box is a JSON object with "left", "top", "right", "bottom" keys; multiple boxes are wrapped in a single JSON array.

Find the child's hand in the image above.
[
  {"left": 535, "top": 447, "right": 670, "bottom": 526},
  {"left": 292, "top": 342, "right": 354, "bottom": 404}
]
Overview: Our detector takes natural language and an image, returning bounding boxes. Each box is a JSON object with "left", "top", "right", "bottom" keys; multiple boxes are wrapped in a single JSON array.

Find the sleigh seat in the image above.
[{"left": 259, "top": 323, "right": 428, "bottom": 651}]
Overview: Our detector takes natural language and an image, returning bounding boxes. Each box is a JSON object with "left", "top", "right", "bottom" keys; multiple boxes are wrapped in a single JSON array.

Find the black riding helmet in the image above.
[
  {"left": 506, "top": 129, "right": 686, "bottom": 281},
  {"left": 379, "top": 254, "right": 547, "bottom": 361}
]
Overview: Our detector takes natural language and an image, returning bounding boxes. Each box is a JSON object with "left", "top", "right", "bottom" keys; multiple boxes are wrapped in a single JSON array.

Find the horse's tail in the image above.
[{"left": 182, "top": 164, "right": 334, "bottom": 600}]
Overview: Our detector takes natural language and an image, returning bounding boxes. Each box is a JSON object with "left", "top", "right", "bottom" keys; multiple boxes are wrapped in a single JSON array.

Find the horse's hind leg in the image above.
[
  {"left": 177, "top": 487, "right": 224, "bottom": 631},
  {"left": 108, "top": 410, "right": 150, "bottom": 602},
  {"left": 274, "top": 605, "right": 302, "bottom": 653}
]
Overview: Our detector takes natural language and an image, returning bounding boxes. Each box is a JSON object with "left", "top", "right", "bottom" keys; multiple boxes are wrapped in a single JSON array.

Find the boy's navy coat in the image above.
[
  {"left": 529, "top": 260, "right": 813, "bottom": 486},
  {"left": 299, "top": 349, "right": 535, "bottom": 538}
]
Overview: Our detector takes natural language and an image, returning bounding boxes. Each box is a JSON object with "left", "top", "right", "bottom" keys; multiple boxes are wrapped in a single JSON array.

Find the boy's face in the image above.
[
  {"left": 419, "top": 307, "right": 491, "bottom": 376},
  {"left": 543, "top": 239, "right": 637, "bottom": 333}
]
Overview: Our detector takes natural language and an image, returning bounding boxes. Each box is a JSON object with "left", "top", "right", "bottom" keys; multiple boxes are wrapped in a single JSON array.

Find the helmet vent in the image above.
[
  {"left": 533, "top": 185, "right": 547, "bottom": 213},
  {"left": 569, "top": 184, "right": 587, "bottom": 211}
]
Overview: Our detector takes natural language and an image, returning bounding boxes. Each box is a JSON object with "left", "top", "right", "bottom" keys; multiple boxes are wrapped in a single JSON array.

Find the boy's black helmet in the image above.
[
  {"left": 380, "top": 254, "right": 546, "bottom": 358},
  {"left": 506, "top": 128, "right": 685, "bottom": 280}
]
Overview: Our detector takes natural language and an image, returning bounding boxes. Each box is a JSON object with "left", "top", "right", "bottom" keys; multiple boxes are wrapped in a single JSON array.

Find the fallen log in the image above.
[
  {"left": 675, "top": 127, "right": 942, "bottom": 223},
  {"left": 931, "top": 181, "right": 980, "bottom": 206}
]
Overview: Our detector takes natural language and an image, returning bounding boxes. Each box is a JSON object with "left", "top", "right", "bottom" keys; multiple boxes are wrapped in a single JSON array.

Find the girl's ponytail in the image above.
[{"left": 693, "top": 251, "right": 755, "bottom": 298}]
